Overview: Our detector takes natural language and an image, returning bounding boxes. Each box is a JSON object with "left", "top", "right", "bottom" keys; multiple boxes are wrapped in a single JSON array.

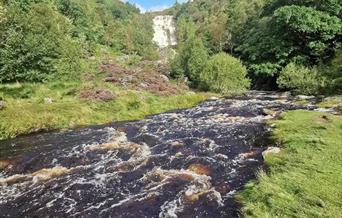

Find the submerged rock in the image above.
[{"left": 188, "top": 164, "right": 211, "bottom": 176}]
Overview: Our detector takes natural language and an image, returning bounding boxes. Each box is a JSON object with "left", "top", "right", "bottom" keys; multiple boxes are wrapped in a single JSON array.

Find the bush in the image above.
[
  {"left": 277, "top": 63, "right": 325, "bottom": 95},
  {"left": 200, "top": 53, "right": 250, "bottom": 94}
]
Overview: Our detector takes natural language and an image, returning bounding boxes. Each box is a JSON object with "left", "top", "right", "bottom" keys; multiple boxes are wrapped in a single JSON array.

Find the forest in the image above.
[{"left": 167, "top": 0, "right": 341, "bottom": 94}]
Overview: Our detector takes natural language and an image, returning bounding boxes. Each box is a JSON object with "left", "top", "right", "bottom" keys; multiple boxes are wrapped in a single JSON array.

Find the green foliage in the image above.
[
  {"left": 239, "top": 110, "right": 342, "bottom": 217},
  {"left": 0, "top": 0, "right": 158, "bottom": 83},
  {"left": 173, "top": 0, "right": 230, "bottom": 54},
  {"left": 274, "top": 5, "right": 341, "bottom": 59},
  {"left": 235, "top": 0, "right": 342, "bottom": 91},
  {"left": 171, "top": 24, "right": 208, "bottom": 86},
  {"left": 0, "top": 2, "right": 80, "bottom": 82},
  {"left": 318, "top": 49, "right": 342, "bottom": 94},
  {"left": 277, "top": 62, "right": 325, "bottom": 95},
  {"left": 200, "top": 53, "right": 250, "bottom": 94}
]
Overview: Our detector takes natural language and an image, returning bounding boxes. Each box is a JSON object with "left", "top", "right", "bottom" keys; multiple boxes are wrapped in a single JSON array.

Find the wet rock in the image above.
[
  {"left": 188, "top": 164, "right": 211, "bottom": 176},
  {"left": 262, "top": 147, "right": 281, "bottom": 159},
  {"left": 170, "top": 141, "right": 184, "bottom": 148},
  {"left": 215, "top": 182, "right": 230, "bottom": 194},
  {"left": 80, "top": 89, "right": 115, "bottom": 102},
  {"left": 297, "top": 95, "right": 315, "bottom": 100},
  {"left": 175, "top": 152, "right": 183, "bottom": 157},
  {"left": 0, "top": 100, "right": 6, "bottom": 110},
  {"left": 0, "top": 160, "right": 10, "bottom": 170}
]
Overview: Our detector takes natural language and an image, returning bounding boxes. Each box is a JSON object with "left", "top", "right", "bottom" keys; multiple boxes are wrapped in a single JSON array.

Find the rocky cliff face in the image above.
[{"left": 153, "top": 15, "right": 177, "bottom": 48}]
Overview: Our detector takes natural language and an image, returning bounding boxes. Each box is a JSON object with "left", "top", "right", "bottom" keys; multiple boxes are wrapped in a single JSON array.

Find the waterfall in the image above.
[{"left": 152, "top": 15, "right": 177, "bottom": 48}]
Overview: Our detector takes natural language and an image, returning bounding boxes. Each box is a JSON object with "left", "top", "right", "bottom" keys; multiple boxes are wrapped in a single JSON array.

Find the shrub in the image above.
[
  {"left": 277, "top": 63, "right": 325, "bottom": 95},
  {"left": 200, "top": 53, "right": 250, "bottom": 94}
]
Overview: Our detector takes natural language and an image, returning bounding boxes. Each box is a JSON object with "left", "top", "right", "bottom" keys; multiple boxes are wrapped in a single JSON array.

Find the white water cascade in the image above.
[{"left": 152, "top": 15, "right": 177, "bottom": 48}]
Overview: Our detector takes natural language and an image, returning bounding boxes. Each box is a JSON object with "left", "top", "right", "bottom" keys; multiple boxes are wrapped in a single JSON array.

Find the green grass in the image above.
[
  {"left": 239, "top": 110, "right": 342, "bottom": 218},
  {"left": 0, "top": 82, "right": 213, "bottom": 140}
]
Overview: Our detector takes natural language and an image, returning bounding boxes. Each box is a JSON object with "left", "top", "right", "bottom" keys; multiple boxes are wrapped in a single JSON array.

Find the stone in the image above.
[
  {"left": 44, "top": 97, "right": 53, "bottom": 104},
  {"left": 209, "top": 97, "right": 220, "bottom": 101},
  {"left": 69, "top": 121, "right": 77, "bottom": 129},
  {"left": 160, "top": 75, "right": 169, "bottom": 82},
  {"left": 0, "top": 101, "right": 5, "bottom": 110},
  {"left": 297, "top": 95, "right": 315, "bottom": 100},
  {"left": 0, "top": 160, "right": 10, "bottom": 170},
  {"left": 262, "top": 147, "right": 281, "bottom": 159}
]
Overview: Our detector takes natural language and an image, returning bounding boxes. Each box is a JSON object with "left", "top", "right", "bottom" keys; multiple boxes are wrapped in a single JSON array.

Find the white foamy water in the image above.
[{"left": 153, "top": 15, "right": 177, "bottom": 48}]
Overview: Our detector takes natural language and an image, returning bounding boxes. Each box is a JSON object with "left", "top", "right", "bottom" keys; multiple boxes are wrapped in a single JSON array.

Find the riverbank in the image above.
[
  {"left": 239, "top": 110, "right": 342, "bottom": 217},
  {"left": 0, "top": 49, "right": 217, "bottom": 140},
  {"left": 0, "top": 83, "right": 212, "bottom": 140}
]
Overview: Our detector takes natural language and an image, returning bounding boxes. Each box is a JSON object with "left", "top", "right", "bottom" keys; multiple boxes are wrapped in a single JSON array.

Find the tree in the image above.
[
  {"left": 171, "top": 30, "right": 208, "bottom": 86},
  {"left": 200, "top": 53, "right": 250, "bottom": 94},
  {"left": 0, "top": 2, "right": 80, "bottom": 82}
]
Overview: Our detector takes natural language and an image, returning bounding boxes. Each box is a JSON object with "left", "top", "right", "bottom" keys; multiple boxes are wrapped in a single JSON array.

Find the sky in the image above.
[{"left": 124, "top": 0, "right": 188, "bottom": 13}]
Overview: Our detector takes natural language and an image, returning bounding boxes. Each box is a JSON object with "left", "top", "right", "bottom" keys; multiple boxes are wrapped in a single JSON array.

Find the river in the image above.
[{"left": 0, "top": 92, "right": 319, "bottom": 217}]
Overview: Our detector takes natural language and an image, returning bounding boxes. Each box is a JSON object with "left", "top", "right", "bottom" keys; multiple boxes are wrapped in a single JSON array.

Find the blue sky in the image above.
[{"left": 125, "top": 0, "right": 188, "bottom": 12}]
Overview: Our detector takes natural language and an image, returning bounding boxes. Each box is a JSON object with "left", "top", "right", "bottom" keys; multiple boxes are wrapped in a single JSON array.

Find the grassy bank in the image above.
[
  {"left": 239, "top": 110, "right": 342, "bottom": 217},
  {"left": 0, "top": 80, "right": 214, "bottom": 139},
  {"left": 0, "top": 82, "right": 213, "bottom": 140}
]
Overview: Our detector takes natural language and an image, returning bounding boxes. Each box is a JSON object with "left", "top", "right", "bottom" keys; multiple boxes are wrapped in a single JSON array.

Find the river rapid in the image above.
[{"left": 0, "top": 92, "right": 320, "bottom": 217}]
